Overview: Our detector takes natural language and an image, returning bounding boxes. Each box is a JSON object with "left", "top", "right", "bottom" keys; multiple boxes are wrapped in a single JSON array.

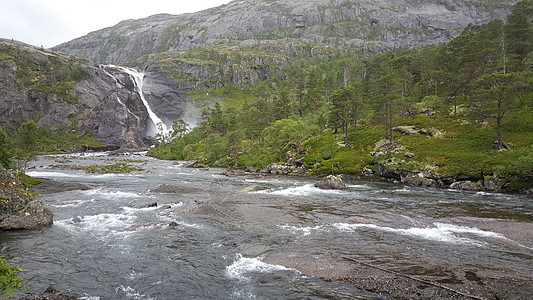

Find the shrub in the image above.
[{"left": 0, "top": 257, "right": 24, "bottom": 297}]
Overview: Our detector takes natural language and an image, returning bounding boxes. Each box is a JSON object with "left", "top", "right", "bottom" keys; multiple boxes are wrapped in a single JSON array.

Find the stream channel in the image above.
[{"left": 1, "top": 152, "right": 532, "bottom": 299}]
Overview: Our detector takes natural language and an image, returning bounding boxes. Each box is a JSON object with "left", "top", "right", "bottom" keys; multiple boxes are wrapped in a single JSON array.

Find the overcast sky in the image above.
[{"left": 0, "top": 0, "right": 232, "bottom": 48}]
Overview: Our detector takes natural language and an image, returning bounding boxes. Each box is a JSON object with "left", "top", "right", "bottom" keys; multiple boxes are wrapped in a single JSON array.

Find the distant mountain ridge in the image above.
[{"left": 53, "top": 0, "right": 517, "bottom": 65}]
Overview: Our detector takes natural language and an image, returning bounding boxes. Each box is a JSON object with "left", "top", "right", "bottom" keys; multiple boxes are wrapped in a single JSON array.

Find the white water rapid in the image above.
[{"left": 118, "top": 66, "right": 169, "bottom": 136}]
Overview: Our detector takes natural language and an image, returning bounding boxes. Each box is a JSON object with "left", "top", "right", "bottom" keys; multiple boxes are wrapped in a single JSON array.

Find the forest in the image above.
[{"left": 147, "top": 0, "right": 533, "bottom": 188}]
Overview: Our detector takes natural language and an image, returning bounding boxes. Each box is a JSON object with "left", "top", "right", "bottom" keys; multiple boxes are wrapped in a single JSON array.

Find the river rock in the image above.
[
  {"left": 483, "top": 175, "right": 502, "bottom": 192},
  {"left": 1, "top": 168, "right": 36, "bottom": 225},
  {"left": 245, "top": 166, "right": 258, "bottom": 173},
  {"left": 30, "top": 178, "right": 91, "bottom": 194},
  {"left": 221, "top": 169, "right": 246, "bottom": 176},
  {"left": 450, "top": 181, "right": 481, "bottom": 191},
  {"left": 0, "top": 199, "right": 53, "bottom": 230},
  {"left": 315, "top": 175, "right": 346, "bottom": 190},
  {"left": 264, "top": 163, "right": 306, "bottom": 175},
  {"left": 401, "top": 175, "right": 437, "bottom": 188},
  {"left": 138, "top": 202, "right": 158, "bottom": 208},
  {"left": 361, "top": 168, "right": 373, "bottom": 176},
  {"left": 184, "top": 161, "right": 210, "bottom": 169}
]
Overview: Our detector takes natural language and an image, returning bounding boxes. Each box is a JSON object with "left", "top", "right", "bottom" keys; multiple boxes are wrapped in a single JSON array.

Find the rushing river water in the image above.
[{"left": 1, "top": 153, "right": 532, "bottom": 299}]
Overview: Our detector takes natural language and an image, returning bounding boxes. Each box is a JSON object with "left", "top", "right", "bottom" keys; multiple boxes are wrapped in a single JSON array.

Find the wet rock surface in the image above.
[
  {"left": 314, "top": 176, "right": 347, "bottom": 190},
  {"left": 30, "top": 179, "right": 91, "bottom": 194},
  {"left": 0, "top": 200, "right": 53, "bottom": 230}
]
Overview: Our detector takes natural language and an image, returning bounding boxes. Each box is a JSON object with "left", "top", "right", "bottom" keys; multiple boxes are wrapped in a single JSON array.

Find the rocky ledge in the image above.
[{"left": 0, "top": 167, "right": 53, "bottom": 230}]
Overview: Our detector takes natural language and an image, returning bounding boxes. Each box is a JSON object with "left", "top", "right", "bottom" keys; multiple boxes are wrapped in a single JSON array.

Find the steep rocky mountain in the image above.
[
  {"left": 2, "top": 1, "right": 519, "bottom": 148},
  {"left": 53, "top": 0, "right": 517, "bottom": 65},
  {"left": 50, "top": 0, "right": 517, "bottom": 130},
  {"left": 0, "top": 39, "right": 151, "bottom": 148}
]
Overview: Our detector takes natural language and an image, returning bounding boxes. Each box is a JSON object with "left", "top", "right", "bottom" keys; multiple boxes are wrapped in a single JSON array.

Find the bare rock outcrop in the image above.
[
  {"left": 53, "top": 0, "right": 516, "bottom": 65},
  {"left": 0, "top": 167, "right": 53, "bottom": 230}
]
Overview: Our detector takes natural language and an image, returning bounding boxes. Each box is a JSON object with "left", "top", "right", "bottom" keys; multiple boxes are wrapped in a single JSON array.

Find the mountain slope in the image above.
[
  {"left": 53, "top": 0, "right": 517, "bottom": 65},
  {"left": 0, "top": 39, "right": 151, "bottom": 148}
]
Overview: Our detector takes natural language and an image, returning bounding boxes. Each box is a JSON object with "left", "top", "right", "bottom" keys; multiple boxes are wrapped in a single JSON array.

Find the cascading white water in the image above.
[
  {"left": 98, "top": 65, "right": 140, "bottom": 122},
  {"left": 117, "top": 66, "right": 170, "bottom": 136}
]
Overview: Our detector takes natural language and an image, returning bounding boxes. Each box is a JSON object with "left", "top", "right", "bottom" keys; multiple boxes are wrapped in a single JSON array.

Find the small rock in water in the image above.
[
  {"left": 139, "top": 202, "right": 158, "bottom": 208},
  {"left": 169, "top": 222, "right": 179, "bottom": 228},
  {"left": 315, "top": 175, "right": 346, "bottom": 190},
  {"left": 45, "top": 285, "right": 58, "bottom": 293}
]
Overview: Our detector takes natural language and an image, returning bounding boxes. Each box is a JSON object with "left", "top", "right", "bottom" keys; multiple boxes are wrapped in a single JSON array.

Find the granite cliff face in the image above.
[
  {"left": 0, "top": 39, "right": 151, "bottom": 148},
  {"left": 53, "top": 0, "right": 516, "bottom": 65}
]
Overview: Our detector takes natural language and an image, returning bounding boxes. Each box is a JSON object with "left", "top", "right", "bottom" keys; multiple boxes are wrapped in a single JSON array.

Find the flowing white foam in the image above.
[
  {"left": 83, "top": 189, "right": 150, "bottom": 199},
  {"left": 332, "top": 222, "right": 509, "bottom": 245},
  {"left": 26, "top": 171, "right": 78, "bottom": 178},
  {"left": 279, "top": 225, "right": 326, "bottom": 236},
  {"left": 56, "top": 213, "right": 137, "bottom": 239},
  {"left": 254, "top": 184, "right": 344, "bottom": 197},
  {"left": 51, "top": 199, "right": 95, "bottom": 208},
  {"left": 116, "top": 285, "right": 156, "bottom": 300},
  {"left": 79, "top": 296, "right": 100, "bottom": 300},
  {"left": 345, "top": 183, "right": 374, "bottom": 189},
  {"left": 226, "top": 254, "right": 298, "bottom": 281}
]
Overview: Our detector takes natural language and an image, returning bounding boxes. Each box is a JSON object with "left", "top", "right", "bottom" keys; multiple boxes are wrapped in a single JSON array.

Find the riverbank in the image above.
[{"left": 217, "top": 160, "right": 533, "bottom": 196}]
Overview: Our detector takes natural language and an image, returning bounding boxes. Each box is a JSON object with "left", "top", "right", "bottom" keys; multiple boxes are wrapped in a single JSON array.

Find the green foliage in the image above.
[
  {"left": 0, "top": 128, "right": 12, "bottom": 169},
  {"left": 83, "top": 162, "right": 144, "bottom": 174},
  {"left": 5, "top": 121, "right": 106, "bottom": 162},
  {"left": 0, "top": 257, "right": 24, "bottom": 297},
  {"left": 15, "top": 173, "right": 42, "bottom": 188},
  {"left": 14, "top": 120, "right": 38, "bottom": 155}
]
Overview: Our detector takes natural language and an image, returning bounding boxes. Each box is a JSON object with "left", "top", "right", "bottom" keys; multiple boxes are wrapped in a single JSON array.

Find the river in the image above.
[{"left": 1, "top": 153, "right": 532, "bottom": 299}]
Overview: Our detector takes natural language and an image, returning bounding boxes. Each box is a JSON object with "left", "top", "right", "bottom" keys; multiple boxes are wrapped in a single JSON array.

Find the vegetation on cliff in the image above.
[{"left": 149, "top": 0, "right": 533, "bottom": 190}]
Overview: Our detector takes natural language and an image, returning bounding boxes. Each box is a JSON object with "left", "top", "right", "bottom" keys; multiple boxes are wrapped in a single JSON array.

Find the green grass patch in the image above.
[
  {"left": 15, "top": 173, "right": 42, "bottom": 188},
  {"left": 83, "top": 162, "right": 144, "bottom": 174}
]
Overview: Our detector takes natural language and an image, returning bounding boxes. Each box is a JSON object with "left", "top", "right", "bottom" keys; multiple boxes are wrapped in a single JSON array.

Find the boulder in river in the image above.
[
  {"left": 450, "top": 180, "right": 481, "bottom": 191},
  {"left": 0, "top": 199, "right": 53, "bottom": 230},
  {"left": 315, "top": 175, "right": 346, "bottom": 190}
]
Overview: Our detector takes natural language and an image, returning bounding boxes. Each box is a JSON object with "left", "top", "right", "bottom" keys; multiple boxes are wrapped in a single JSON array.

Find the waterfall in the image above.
[
  {"left": 117, "top": 67, "right": 169, "bottom": 136},
  {"left": 99, "top": 65, "right": 169, "bottom": 137}
]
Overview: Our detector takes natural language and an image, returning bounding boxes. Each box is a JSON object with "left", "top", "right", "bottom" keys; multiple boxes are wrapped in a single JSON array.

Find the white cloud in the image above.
[{"left": 0, "top": 0, "right": 232, "bottom": 48}]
